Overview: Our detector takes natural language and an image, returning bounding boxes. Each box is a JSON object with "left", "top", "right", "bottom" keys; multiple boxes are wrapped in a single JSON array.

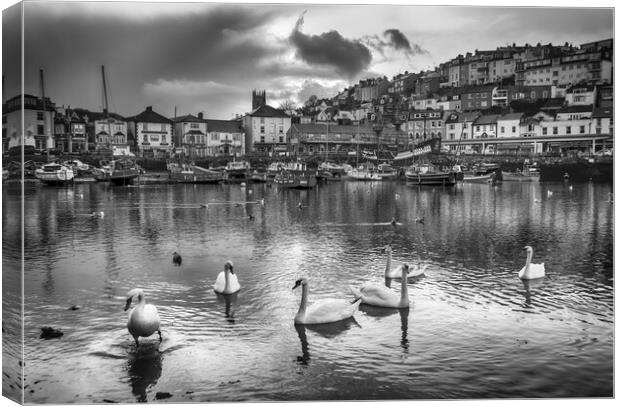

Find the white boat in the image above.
[
  {"left": 463, "top": 173, "right": 496, "bottom": 183},
  {"left": 319, "top": 161, "right": 345, "bottom": 175},
  {"left": 502, "top": 161, "right": 540, "bottom": 182},
  {"left": 347, "top": 163, "right": 381, "bottom": 181},
  {"left": 224, "top": 160, "right": 251, "bottom": 182},
  {"left": 35, "top": 163, "right": 75, "bottom": 185},
  {"left": 375, "top": 163, "right": 399, "bottom": 179}
]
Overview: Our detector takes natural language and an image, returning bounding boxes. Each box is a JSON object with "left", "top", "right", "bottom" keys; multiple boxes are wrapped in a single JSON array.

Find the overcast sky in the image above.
[{"left": 1, "top": 1, "right": 614, "bottom": 120}]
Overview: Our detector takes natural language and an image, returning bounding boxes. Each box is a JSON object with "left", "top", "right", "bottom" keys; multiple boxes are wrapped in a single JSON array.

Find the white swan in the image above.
[
  {"left": 382, "top": 245, "right": 426, "bottom": 281},
  {"left": 518, "top": 246, "right": 546, "bottom": 280},
  {"left": 124, "top": 288, "right": 161, "bottom": 345},
  {"left": 213, "top": 260, "right": 241, "bottom": 294},
  {"left": 351, "top": 264, "right": 411, "bottom": 308},
  {"left": 293, "top": 278, "right": 361, "bottom": 325}
]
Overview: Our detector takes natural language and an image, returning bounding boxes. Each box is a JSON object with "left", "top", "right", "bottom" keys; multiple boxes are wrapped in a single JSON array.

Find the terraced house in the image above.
[{"left": 128, "top": 106, "right": 173, "bottom": 158}]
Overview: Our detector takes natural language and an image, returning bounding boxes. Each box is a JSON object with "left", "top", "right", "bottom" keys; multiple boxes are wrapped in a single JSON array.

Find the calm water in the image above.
[{"left": 2, "top": 178, "right": 614, "bottom": 402}]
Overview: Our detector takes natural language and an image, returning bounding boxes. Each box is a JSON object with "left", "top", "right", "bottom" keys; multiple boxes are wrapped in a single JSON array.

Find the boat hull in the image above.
[
  {"left": 405, "top": 172, "right": 456, "bottom": 186},
  {"left": 274, "top": 173, "right": 317, "bottom": 189},
  {"left": 35, "top": 166, "right": 75, "bottom": 185},
  {"left": 463, "top": 173, "right": 495, "bottom": 183},
  {"left": 501, "top": 171, "right": 540, "bottom": 182}
]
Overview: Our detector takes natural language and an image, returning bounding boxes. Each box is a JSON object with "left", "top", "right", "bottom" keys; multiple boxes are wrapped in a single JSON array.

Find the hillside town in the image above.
[{"left": 2, "top": 38, "right": 613, "bottom": 161}]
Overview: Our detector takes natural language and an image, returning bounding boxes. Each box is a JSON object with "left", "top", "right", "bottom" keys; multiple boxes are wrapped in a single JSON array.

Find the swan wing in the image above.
[
  {"left": 213, "top": 271, "right": 226, "bottom": 292},
  {"left": 304, "top": 298, "right": 358, "bottom": 324},
  {"left": 357, "top": 283, "right": 400, "bottom": 307},
  {"left": 228, "top": 273, "right": 241, "bottom": 293}
]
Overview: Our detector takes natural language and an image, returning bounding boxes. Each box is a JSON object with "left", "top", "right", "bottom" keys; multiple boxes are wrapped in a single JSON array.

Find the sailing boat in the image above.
[
  {"left": 92, "top": 66, "right": 139, "bottom": 185},
  {"left": 34, "top": 69, "right": 75, "bottom": 185},
  {"left": 347, "top": 122, "right": 380, "bottom": 181},
  {"left": 318, "top": 120, "right": 344, "bottom": 180}
]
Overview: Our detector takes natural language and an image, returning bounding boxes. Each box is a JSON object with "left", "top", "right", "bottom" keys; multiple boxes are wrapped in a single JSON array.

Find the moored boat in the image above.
[
  {"left": 94, "top": 158, "right": 139, "bottom": 185},
  {"left": 375, "top": 163, "right": 398, "bottom": 179},
  {"left": 405, "top": 163, "right": 456, "bottom": 186},
  {"left": 502, "top": 161, "right": 540, "bottom": 182},
  {"left": 35, "top": 162, "right": 75, "bottom": 185},
  {"left": 274, "top": 162, "right": 317, "bottom": 189},
  {"left": 463, "top": 173, "right": 496, "bottom": 183},
  {"left": 168, "top": 163, "right": 224, "bottom": 183},
  {"left": 249, "top": 168, "right": 269, "bottom": 182},
  {"left": 224, "top": 160, "right": 251, "bottom": 182},
  {"left": 347, "top": 163, "right": 381, "bottom": 181}
]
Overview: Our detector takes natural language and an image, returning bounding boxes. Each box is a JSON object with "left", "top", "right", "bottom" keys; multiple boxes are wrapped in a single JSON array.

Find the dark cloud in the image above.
[
  {"left": 363, "top": 29, "right": 427, "bottom": 57},
  {"left": 289, "top": 12, "right": 372, "bottom": 79},
  {"left": 17, "top": 3, "right": 292, "bottom": 116},
  {"left": 383, "top": 29, "right": 411, "bottom": 52}
]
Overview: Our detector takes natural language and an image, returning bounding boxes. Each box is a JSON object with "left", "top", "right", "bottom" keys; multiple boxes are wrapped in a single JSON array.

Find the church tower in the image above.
[{"left": 252, "top": 90, "right": 266, "bottom": 110}]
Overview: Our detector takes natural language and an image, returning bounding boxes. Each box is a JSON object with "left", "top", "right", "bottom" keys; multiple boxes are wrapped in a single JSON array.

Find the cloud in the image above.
[
  {"left": 362, "top": 29, "right": 427, "bottom": 58},
  {"left": 289, "top": 12, "right": 372, "bottom": 79},
  {"left": 142, "top": 79, "right": 248, "bottom": 119}
]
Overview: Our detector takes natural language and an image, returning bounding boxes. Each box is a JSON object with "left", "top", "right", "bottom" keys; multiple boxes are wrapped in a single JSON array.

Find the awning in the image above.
[{"left": 187, "top": 130, "right": 205, "bottom": 135}]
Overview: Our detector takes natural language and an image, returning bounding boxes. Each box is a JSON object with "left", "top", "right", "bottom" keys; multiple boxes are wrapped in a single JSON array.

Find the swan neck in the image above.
[
  {"left": 523, "top": 250, "right": 533, "bottom": 277},
  {"left": 298, "top": 284, "right": 308, "bottom": 317},
  {"left": 224, "top": 268, "right": 230, "bottom": 291},
  {"left": 400, "top": 269, "right": 409, "bottom": 304},
  {"left": 385, "top": 250, "right": 391, "bottom": 276}
]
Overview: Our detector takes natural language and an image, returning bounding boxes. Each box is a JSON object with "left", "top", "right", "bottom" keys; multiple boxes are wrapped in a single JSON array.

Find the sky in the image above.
[{"left": 1, "top": 1, "right": 614, "bottom": 120}]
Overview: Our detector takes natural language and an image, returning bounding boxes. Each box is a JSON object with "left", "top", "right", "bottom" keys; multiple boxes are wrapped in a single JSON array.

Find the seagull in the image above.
[{"left": 298, "top": 202, "right": 303, "bottom": 210}]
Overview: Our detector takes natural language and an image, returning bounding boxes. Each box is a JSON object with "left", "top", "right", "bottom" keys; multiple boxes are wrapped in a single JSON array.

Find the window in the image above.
[
  {"left": 512, "top": 126, "right": 516, "bottom": 133},
  {"left": 260, "top": 117, "right": 265, "bottom": 124},
  {"left": 553, "top": 127, "right": 558, "bottom": 135},
  {"left": 190, "top": 123, "right": 199, "bottom": 129},
  {"left": 279, "top": 126, "right": 284, "bottom": 134},
  {"left": 579, "top": 126, "right": 585, "bottom": 134},
  {"left": 37, "top": 112, "right": 44, "bottom": 120},
  {"left": 37, "top": 125, "right": 44, "bottom": 135},
  {"left": 542, "top": 127, "right": 548, "bottom": 135},
  {"left": 476, "top": 126, "right": 480, "bottom": 132},
  {"left": 260, "top": 126, "right": 265, "bottom": 134},
  {"left": 566, "top": 126, "right": 571, "bottom": 134},
  {"left": 500, "top": 126, "right": 505, "bottom": 134},
  {"left": 279, "top": 136, "right": 284, "bottom": 143},
  {"left": 143, "top": 134, "right": 148, "bottom": 142},
  {"left": 161, "top": 124, "right": 166, "bottom": 131},
  {"left": 449, "top": 124, "right": 454, "bottom": 130},
  {"left": 260, "top": 136, "right": 265, "bottom": 143},
  {"left": 162, "top": 135, "right": 166, "bottom": 143}
]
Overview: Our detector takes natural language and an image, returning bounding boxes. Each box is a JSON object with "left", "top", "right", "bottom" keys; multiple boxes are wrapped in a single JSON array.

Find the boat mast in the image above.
[
  {"left": 40, "top": 69, "right": 50, "bottom": 159},
  {"left": 101, "top": 65, "right": 112, "bottom": 151}
]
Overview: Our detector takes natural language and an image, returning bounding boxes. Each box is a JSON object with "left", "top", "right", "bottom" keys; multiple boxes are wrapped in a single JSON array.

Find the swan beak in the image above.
[
  {"left": 404, "top": 264, "right": 411, "bottom": 274},
  {"left": 292, "top": 280, "right": 301, "bottom": 290},
  {"left": 124, "top": 298, "right": 132, "bottom": 311}
]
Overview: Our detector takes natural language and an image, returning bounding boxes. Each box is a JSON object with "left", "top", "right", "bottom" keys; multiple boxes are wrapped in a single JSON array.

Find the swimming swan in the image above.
[
  {"left": 124, "top": 288, "right": 161, "bottom": 345},
  {"left": 293, "top": 278, "right": 361, "bottom": 325},
  {"left": 518, "top": 246, "right": 546, "bottom": 280},
  {"left": 213, "top": 260, "right": 241, "bottom": 294},
  {"left": 351, "top": 264, "right": 411, "bottom": 308},
  {"left": 382, "top": 245, "right": 425, "bottom": 282}
]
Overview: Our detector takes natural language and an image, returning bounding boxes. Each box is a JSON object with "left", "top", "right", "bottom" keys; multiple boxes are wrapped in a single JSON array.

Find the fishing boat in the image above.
[
  {"left": 405, "top": 163, "right": 457, "bottom": 186},
  {"left": 224, "top": 160, "right": 251, "bottom": 182},
  {"left": 375, "top": 163, "right": 399, "bottom": 179},
  {"left": 168, "top": 163, "right": 224, "bottom": 183},
  {"left": 502, "top": 161, "right": 540, "bottom": 182},
  {"left": 319, "top": 161, "right": 346, "bottom": 175},
  {"left": 347, "top": 162, "right": 381, "bottom": 181},
  {"left": 249, "top": 168, "right": 269, "bottom": 182},
  {"left": 274, "top": 162, "right": 317, "bottom": 189},
  {"left": 63, "top": 159, "right": 91, "bottom": 177},
  {"left": 462, "top": 172, "right": 496, "bottom": 183},
  {"left": 94, "top": 158, "right": 139, "bottom": 185},
  {"left": 35, "top": 162, "right": 75, "bottom": 185}
]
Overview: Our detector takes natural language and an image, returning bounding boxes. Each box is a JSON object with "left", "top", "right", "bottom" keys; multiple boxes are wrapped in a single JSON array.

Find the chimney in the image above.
[
  {"left": 198, "top": 112, "right": 203, "bottom": 119},
  {"left": 146, "top": 106, "right": 152, "bottom": 111}
]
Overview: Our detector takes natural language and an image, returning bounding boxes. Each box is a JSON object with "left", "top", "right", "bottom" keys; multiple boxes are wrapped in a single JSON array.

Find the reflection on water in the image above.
[
  {"left": 127, "top": 344, "right": 163, "bottom": 402},
  {"left": 2, "top": 180, "right": 613, "bottom": 401}
]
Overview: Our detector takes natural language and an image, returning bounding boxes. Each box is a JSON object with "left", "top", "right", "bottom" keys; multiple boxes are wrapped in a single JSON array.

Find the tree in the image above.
[{"left": 279, "top": 99, "right": 298, "bottom": 117}]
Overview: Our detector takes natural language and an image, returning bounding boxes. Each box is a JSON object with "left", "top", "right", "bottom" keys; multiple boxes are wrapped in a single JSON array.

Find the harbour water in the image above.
[{"left": 2, "top": 179, "right": 614, "bottom": 402}]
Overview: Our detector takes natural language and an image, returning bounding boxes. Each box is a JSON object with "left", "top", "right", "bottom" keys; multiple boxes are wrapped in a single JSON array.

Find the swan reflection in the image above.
[
  {"left": 359, "top": 305, "right": 410, "bottom": 355},
  {"left": 126, "top": 342, "right": 162, "bottom": 402},
  {"left": 215, "top": 291, "right": 238, "bottom": 322},
  {"left": 521, "top": 277, "right": 545, "bottom": 306},
  {"left": 294, "top": 318, "right": 358, "bottom": 366}
]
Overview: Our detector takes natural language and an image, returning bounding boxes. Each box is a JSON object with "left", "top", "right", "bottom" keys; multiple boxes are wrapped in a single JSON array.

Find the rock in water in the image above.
[{"left": 40, "top": 327, "right": 63, "bottom": 339}]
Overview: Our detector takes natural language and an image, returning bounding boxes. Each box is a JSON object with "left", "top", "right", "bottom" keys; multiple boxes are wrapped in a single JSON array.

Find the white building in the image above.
[
  {"left": 205, "top": 119, "right": 245, "bottom": 156},
  {"left": 496, "top": 113, "right": 524, "bottom": 138},
  {"left": 241, "top": 104, "right": 291, "bottom": 154},
  {"left": 128, "top": 106, "right": 173, "bottom": 158},
  {"left": 2, "top": 94, "right": 55, "bottom": 150}
]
